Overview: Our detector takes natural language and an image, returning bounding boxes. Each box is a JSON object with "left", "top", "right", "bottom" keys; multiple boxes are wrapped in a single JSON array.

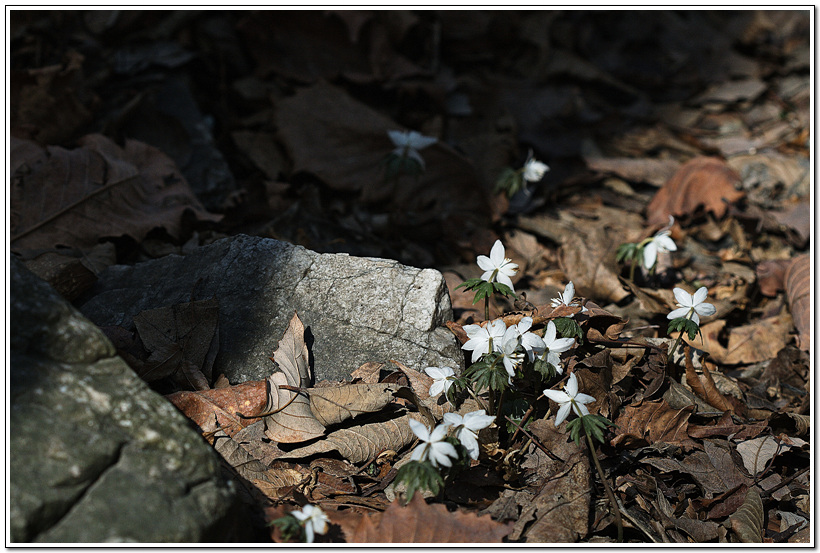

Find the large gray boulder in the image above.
[
  {"left": 10, "top": 256, "right": 247, "bottom": 543},
  {"left": 77, "top": 234, "right": 463, "bottom": 384}
]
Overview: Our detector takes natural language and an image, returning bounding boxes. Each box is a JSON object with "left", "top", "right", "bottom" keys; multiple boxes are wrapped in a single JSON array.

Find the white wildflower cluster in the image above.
[{"left": 408, "top": 409, "right": 495, "bottom": 466}]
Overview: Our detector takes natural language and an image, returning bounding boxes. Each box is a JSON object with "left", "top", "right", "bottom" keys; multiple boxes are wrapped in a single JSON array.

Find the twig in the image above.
[{"left": 503, "top": 415, "right": 563, "bottom": 462}]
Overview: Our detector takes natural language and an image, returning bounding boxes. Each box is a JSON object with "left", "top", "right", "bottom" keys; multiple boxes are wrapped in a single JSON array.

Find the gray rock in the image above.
[
  {"left": 77, "top": 235, "right": 463, "bottom": 384},
  {"left": 10, "top": 257, "right": 246, "bottom": 543}
]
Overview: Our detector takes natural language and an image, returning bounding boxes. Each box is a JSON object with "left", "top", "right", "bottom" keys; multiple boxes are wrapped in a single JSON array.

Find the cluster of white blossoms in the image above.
[{"left": 408, "top": 409, "right": 495, "bottom": 466}]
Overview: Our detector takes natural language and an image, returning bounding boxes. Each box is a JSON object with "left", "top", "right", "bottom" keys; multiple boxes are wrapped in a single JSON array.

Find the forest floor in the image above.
[{"left": 9, "top": 10, "right": 811, "bottom": 544}]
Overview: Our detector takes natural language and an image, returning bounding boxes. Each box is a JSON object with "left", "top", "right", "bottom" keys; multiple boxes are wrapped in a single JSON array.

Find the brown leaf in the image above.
[
  {"left": 263, "top": 312, "right": 327, "bottom": 443},
  {"left": 10, "top": 134, "right": 220, "bottom": 252},
  {"left": 784, "top": 253, "right": 809, "bottom": 350},
  {"left": 132, "top": 298, "right": 220, "bottom": 388},
  {"left": 349, "top": 361, "right": 386, "bottom": 384},
  {"left": 585, "top": 156, "right": 681, "bottom": 187},
  {"left": 700, "top": 310, "right": 792, "bottom": 365},
  {"left": 619, "top": 277, "right": 676, "bottom": 315},
  {"left": 684, "top": 350, "right": 734, "bottom": 413},
  {"left": 611, "top": 399, "right": 696, "bottom": 449},
  {"left": 642, "top": 441, "right": 751, "bottom": 496},
  {"left": 755, "top": 259, "right": 791, "bottom": 297},
  {"left": 646, "top": 157, "right": 745, "bottom": 227},
  {"left": 560, "top": 229, "right": 630, "bottom": 304},
  {"left": 729, "top": 488, "right": 764, "bottom": 543},
  {"left": 687, "top": 412, "right": 767, "bottom": 440},
  {"left": 276, "top": 413, "right": 418, "bottom": 465},
  {"left": 166, "top": 380, "right": 268, "bottom": 437},
  {"left": 308, "top": 383, "right": 400, "bottom": 427},
  {"left": 348, "top": 492, "right": 512, "bottom": 543}
]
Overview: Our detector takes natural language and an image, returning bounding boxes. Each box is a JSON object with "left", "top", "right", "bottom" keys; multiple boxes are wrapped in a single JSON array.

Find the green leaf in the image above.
[
  {"left": 394, "top": 460, "right": 445, "bottom": 504},
  {"left": 502, "top": 397, "right": 531, "bottom": 434},
  {"left": 567, "top": 414, "right": 616, "bottom": 446},
  {"left": 383, "top": 152, "right": 424, "bottom": 181},
  {"left": 455, "top": 278, "right": 486, "bottom": 291},
  {"left": 494, "top": 167, "right": 525, "bottom": 198},
  {"left": 667, "top": 317, "right": 701, "bottom": 341},
  {"left": 464, "top": 353, "right": 509, "bottom": 393},
  {"left": 471, "top": 282, "right": 495, "bottom": 305},
  {"left": 270, "top": 513, "right": 305, "bottom": 543},
  {"left": 492, "top": 282, "right": 516, "bottom": 299},
  {"left": 533, "top": 357, "right": 558, "bottom": 380},
  {"left": 553, "top": 317, "right": 583, "bottom": 344},
  {"left": 616, "top": 243, "right": 638, "bottom": 263}
]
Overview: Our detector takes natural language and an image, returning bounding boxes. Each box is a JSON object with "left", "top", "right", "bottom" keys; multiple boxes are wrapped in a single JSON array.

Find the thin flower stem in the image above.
[
  {"left": 484, "top": 296, "right": 490, "bottom": 320},
  {"left": 667, "top": 308, "right": 694, "bottom": 360},
  {"left": 463, "top": 382, "right": 490, "bottom": 413},
  {"left": 585, "top": 430, "right": 623, "bottom": 543},
  {"left": 629, "top": 259, "right": 637, "bottom": 281}
]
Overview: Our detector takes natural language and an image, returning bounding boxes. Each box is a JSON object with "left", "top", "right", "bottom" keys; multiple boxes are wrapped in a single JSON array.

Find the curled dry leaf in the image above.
[
  {"left": 784, "top": 253, "right": 809, "bottom": 350},
  {"left": 349, "top": 490, "right": 512, "bottom": 543},
  {"left": 263, "top": 312, "right": 327, "bottom": 443},
  {"left": 684, "top": 349, "right": 734, "bottom": 414},
  {"left": 10, "top": 134, "right": 220, "bottom": 252},
  {"left": 729, "top": 488, "right": 764, "bottom": 543},
  {"left": 646, "top": 157, "right": 744, "bottom": 227},
  {"left": 611, "top": 399, "right": 696, "bottom": 449}
]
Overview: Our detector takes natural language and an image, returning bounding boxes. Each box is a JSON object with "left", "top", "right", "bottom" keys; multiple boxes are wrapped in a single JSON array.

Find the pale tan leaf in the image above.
[
  {"left": 277, "top": 414, "right": 419, "bottom": 464},
  {"left": 263, "top": 312, "right": 326, "bottom": 443},
  {"left": 735, "top": 436, "right": 779, "bottom": 477},
  {"left": 349, "top": 492, "right": 512, "bottom": 543},
  {"left": 729, "top": 488, "right": 764, "bottom": 543},
  {"left": 308, "top": 383, "right": 400, "bottom": 427}
]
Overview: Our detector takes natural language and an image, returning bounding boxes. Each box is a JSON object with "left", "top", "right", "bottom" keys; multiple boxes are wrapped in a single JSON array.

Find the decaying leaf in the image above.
[
  {"left": 611, "top": 399, "right": 695, "bottom": 449},
  {"left": 642, "top": 441, "right": 750, "bottom": 496},
  {"left": 729, "top": 488, "right": 764, "bottom": 543},
  {"left": 166, "top": 380, "right": 268, "bottom": 437},
  {"left": 349, "top": 491, "right": 512, "bottom": 543},
  {"left": 784, "top": 254, "right": 809, "bottom": 351},
  {"left": 263, "top": 312, "right": 327, "bottom": 443},
  {"left": 734, "top": 436, "right": 779, "bottom": 477},
  {"left": 308, "top": 383, "right": 400, "bottom": 427},
  {"left": 684, "top": 350, "right": 734, "bottom": 414},
  {"left": 646, "top": 157, "right": 745, "bottom": 226},
  {"left": 277, "top": 413, "right": 419, "bottom": 465},
  {"left": 10, "top": 134, "right": 220, "bottom": 252},
  {"left": 699, "top": 310, "right": 792, "bottom": 365},
  {"left": 560, "top": 229, "right": 629, "bottom": 304}
]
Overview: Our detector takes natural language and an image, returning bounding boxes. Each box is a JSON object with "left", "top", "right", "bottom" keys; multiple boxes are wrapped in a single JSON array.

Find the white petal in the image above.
[
  {"left": 443, "top": 412, "right": 462, "bottom": 427},
  {"left": 405, "top": 148, "right": 426, "bottom": 169},
  {"left": 495, "top": 272, "right": 515, "bottom": 291},
  {"left": 304, "top": 522, "right": 315, "bottom": 544},
  {"left": 564, "top": 282, "right": 575, "bottom": 303},
  {"left": 458, "top": 429, "right": 480, "bottom": 459},
  {"left": 429, "top": 442, "right": 458, "bottom": 467},
  {"left": 673, "top": 287, "right": 693, "bottom": 307},
  {"left": 503, "top": 355, "right": 517, "bottom": 377},
  {"left": 488, "top": 319, "right": 508, "bottom": 339},
  {"left": 543, "top": 321, "right": 557, "bottom": 345},
  {"left": 476, "top": 255, "right": 495, "bottom": 272},
  {"left": 554, "top": 403, "right": 572, "bottom": 426},
  {"left": 429, "top": 380, "right": 444, "bottom": 397},
  {"left": 543, "top": 389, "right": 570, "bottom": 404},
  {"left": 489, "top": 240, "right": 505, "bottom": 266},
  {"left": 463, "top": 411, "right": 495, "bottom": 431},
  {"left": 429, "top": 423, "right": 449, "bottom": 442},
  {"left": 656, "top": 234, "right": 677, "bottom": 251},
  {"left": 573, "top": 401, "right": 590, "bottom": 418},
  {"left": 521, "top": 332, "right": 545, "bottom": 352},
  {"left": 576, "top": 392, "right": 596, "bottom": 405},
  {"left": 410, "top": 444, "right": 426, "bottom": 462},
  {"left": 694, "top": 302, "right": 716, "bottom": 317},
  {"left": 565, "top": 373, "right": 579, "bottom": 397},
  {"left": 463, "top": 324, "right": 483, "bottom": 338},
  {"left": 692, "top": 286, "right": 709, "bottom": 305},
  {"left": 406, "top": 131, "right": 437, "bottom": 149},
  {"left": 291, "top": 509, "right": 310, "bottom": 522},
  {"left": 498, "top": 262, "right": 519, "bottom": 277},
  {"left": 667, "top": 306, "right": 691, "bottom": 320},
  {"left": 690, "top": 312, "right": 700, "bottom": 326},
  {"left": 549, "top": 337, "right": 575, "bottom": 354},
  {"left": 387, "top": 130, "right": 408, "bottom": 147},
  {"left": 408, "top": 418, "right": 430, "bottom": 441},
  {"left": 643, "top": 242, "right": 658, "bottom": 269},
  {"left": 518, "top": 316, "right": 533, "bottom": 333}
]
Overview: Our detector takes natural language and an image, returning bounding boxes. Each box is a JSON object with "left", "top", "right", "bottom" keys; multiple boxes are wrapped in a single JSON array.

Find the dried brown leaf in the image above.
[
  {"left": 646, "top": 157, "right": 744, "bottom": 227},
  {"left": 263, "top": 312, "right": 327, "bottom": 443},
  {"left": 784, "top": 253, "right": 809, "bottom": 350},
  {"left": 560, "top": 230, "right": 629, "bottom": 304},
  {"left": 349, "top": 492, "right": 512, "bottom": 543},
  {"left": 308, "top": 383, "right": 399, "bottom": 427},
  {"left": 735, "top": 436, "right": 779, "bottom": 477},
  {"left": 729, "top": 488, "right": 764, "bottom": 543},
  {"left": 10, "top": 135, "right": 220, "bottom": 252},
  {"left": 642, "top": 441, "right": 751, "bottom": 496},
  {"left": 277, "top": 413, "right": 419, "bottom": 464},
  {"left": 699, "top": 309, "right": 792, "bottom": 365},
  {"left": 755, "top": 259, "right": 791, "bottom": 297},
  {"left": 585, "top": 156, "right": 681, "bottom": 187},
  {"left": 165, "top": 380, "right": 268, "bottom": 437},
  {"left": 611, "top": 399, "right": 696, "bottom": 449},
  {"left": 684, "top": 350, "right": 734, "bottom": 413}
]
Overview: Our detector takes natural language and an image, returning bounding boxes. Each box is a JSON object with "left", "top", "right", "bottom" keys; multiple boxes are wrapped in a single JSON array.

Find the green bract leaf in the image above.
[
  {"left": 616, "top": 242, "right": 639, "bottom": 263},
  {"left": 455, "top": 278, "right": 486, "bottom": 291},
  {"left": 503, "top": 397, "right": 531, "bottom": 434},
  {"left": 553, "top": 317, "right": 584, "bottom": 344},
  {"left": 494, "top": 167, "right": 525, "bottom": 198},
  {"left": 394, "top": 460, "right": 444, "bottom": 504},
  {"left": 533, "top": 357, "right": 558, "bottom": 380},
  {"left": 567, "top": 414, "right": 616, "bottom": 446},
  {"left": 668, "top": 317, "right": 701, "bottom": 341},
  {"left": 492, "top": 282, "right": 516, "bottom": 298},
  {"left": 464, "top": 353, "right": 509, "bottom": 393},
  {"left": 383, "top": 152, "right": 423, "bottom": 181}
]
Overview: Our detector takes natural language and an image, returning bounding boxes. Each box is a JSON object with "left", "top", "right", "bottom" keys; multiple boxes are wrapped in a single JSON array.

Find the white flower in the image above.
[
  {"left": 667, "top": 286, "right": 716, "bottom": 326},
  {"left": 462, "top": 319, "right": 507, "bottom": 363},
  {"left": 476, "top": 240, "right": 519, "bottom": 292},
  {"left": 291, "top": 504, "right": 329, "bottom": 543},
  {"left": 443, "top": 410, "right": 496, "bottom": 460},
  {"left": 538, "top": 320, "right": 575, "bottom": 374},
  {"left": 425, "top": 366, "right": 456, "bottom": 397},
  {"left": 503, "top": 317, "right": 546, "bottom": 362},
  {"left": 498, "top": 331, "right": 525, "bottom": 380},
  {"left": 550, "top": 281, "right": 588, "bottom": 315},
  {"left": 388, "top": 130, "right": 437, "bottom": 169},
  {"left": 522, "top": 151, "right": 549, "bottom": 182},
  {"left": 542, "top": 373, "right": 596, "bottom": 427},
  {"left": 643, "top": 230, "right": 677, "bottom": 270},
  {"left": 408, "top": 418, "right": 459, "bottom": 468}
]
